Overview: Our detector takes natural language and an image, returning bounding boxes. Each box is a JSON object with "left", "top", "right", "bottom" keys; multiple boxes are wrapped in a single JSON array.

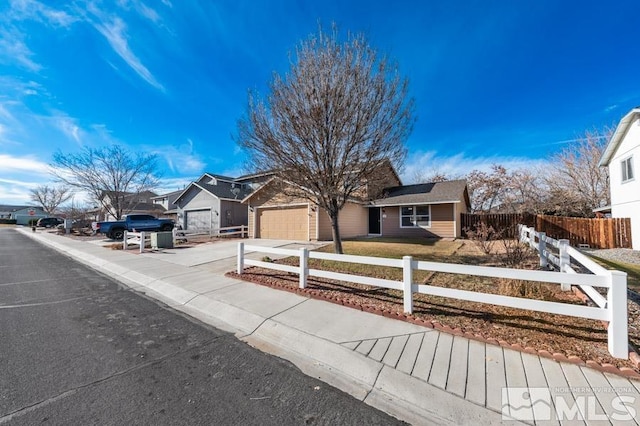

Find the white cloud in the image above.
[
  {"left": 0, "top": 153, "right": 50, "bottom": 174},
  {"left": 402, "top": 151, "right": 550, "bottom": 184},
  {"left": 9, "top": 0, "right": 77, "bottom": 28},
  {"left": 0, "top": 27, "right": 42, "bottom": 72},
  {"left": 52, "top": 114, "right": 82, "bottom": 144},
  {"left": 157, "top": 139, "right": 206, "bottom": 174},
  {"left": 89, "top": 10, "right": 164, "bottom": 91},
  {"left": 136, "top": 3, "right": 161, "bottom": 23}
]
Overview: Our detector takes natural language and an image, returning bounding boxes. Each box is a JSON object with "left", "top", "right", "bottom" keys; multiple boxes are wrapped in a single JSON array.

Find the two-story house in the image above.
[{"left": 599, "top": 107, "right": 640, "bottom": 250}]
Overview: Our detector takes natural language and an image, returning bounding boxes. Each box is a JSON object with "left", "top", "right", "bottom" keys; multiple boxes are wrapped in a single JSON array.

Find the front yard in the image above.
[{"left": 229, "top": 237, "right": 640, "bottom": 374}]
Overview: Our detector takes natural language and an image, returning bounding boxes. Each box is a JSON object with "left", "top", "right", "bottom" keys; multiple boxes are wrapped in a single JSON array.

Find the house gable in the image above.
[{"left": 600, "top": 107, "right": 640, "bottom": 249}]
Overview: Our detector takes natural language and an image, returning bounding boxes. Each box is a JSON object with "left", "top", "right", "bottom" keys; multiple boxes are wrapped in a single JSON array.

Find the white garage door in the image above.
[
  {"left": 258, "top": 206, "right": 308, "bottom": 240},
  {"left": 185, "top": 209, "right": 211, "bottom": 230}
]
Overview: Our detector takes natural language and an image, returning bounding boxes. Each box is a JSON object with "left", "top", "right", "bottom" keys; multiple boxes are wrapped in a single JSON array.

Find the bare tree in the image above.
[
  {"left": 29, "top": 185, "right": 73, "bottom": 215},
  {"left": 543, "top": 130, "right": 610, "bottom": 217},
  {"left": 412, "top": 167, "right": 461, "bottom": 184},
  {"left": 236, "top": 25, "right": 415, "bottom": 253},
  {"left": 51, "top": 145, "right": 159, "bottom": 220},
  {"left": 502, "top": 169, "right": 545, "bottom": 213},
  {"left": 466, "top": 165, "right": 509, "bottom": 213}
]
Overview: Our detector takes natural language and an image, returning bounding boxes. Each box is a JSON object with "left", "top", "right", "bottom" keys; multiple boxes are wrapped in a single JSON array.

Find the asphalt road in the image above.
[{"left": 0, "top": 228, "right": 404, "bottom": 425}]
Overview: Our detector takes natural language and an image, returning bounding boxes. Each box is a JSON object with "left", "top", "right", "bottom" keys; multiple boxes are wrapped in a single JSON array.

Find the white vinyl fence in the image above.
[
  {"left": 123, "top": 231, "right": 151, "bottom": 253},
  {"left": 173, "top": 225, "right": 247, "bottom": 243},
  {"left": 236, "top": 240, "right": 629, "bottom": 359}
]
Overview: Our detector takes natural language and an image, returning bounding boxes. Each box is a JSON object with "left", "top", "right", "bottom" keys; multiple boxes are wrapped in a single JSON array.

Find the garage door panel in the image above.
[
  {"left": 258, "top": 206, "right": 308, "bottom": 240},
  {"left": 186, "top": 209, "right": 211, "bottom": 230}
]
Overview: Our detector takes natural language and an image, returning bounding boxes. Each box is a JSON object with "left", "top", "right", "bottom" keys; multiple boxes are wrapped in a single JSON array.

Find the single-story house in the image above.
[
  {"left": 599, "top": 107, "right": 640, "bottom": 250},
  {"left": 242, "top": 164, "right": 470, "bottom": 241},
  {"left": 0, "top": 205, "right": 48, "bottom": 225},
  {"left": 173, "top": 172, "right": 272, "bottom": 230}
]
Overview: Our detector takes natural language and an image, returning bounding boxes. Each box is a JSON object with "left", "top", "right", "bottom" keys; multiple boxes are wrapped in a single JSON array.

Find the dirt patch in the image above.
[{"left": 228, "top": 240, "right": 640, "bottom": 375}]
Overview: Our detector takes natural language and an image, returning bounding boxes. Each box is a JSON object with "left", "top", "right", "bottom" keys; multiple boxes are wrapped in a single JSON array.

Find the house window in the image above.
[
  {"left": 621, "top": 156, "right": 634, "bottom": 182},
  {"left": 400, "top": 205, "right": 431, "bottom": 228}
]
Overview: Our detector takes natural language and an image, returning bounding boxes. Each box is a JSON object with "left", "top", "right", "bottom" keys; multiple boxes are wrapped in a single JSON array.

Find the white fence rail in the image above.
[
  {"left": 173, "top": 225, "right": 247, "bottom": 243},
  {"left": 236, "top": 241, "right": 629, "bottom": 359},
  {"left": 123, "top": 231, "right": 151, "bottom": 253}
]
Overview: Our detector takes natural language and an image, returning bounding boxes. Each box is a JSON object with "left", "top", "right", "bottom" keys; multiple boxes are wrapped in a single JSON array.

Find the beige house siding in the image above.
[
  {"left": 381, "top": 203, "right": 456, "bottom": 238},
  {"left": 246, "top": 182, "right": 315, "bottom": 240},
  {"left": 317, "top": 202, "right": 368, "bottom": 241}
]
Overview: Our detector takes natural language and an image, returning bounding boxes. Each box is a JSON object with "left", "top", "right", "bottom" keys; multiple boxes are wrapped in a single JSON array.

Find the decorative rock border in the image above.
[{"left": 228, "top": 271, "right": 640, "bottom": 380}]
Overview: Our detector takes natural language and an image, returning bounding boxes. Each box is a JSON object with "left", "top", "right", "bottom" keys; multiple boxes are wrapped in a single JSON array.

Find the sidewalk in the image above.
[{"left": 19, "top": 229, "right": 640, "bottom": 425}]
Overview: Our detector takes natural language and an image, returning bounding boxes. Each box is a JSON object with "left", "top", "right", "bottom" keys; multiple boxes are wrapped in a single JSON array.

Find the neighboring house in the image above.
[
  {"left": 173, "top": 172, "right": 272, "bottom": 230},
  {"left": 599, "top": 107, "right": 640, "bottom": 250},
  {"left": 151, "top": 190, "right": 182, "bottom": 222},
  {"left": 0, "top": 205, "right": 47, "bottom": 225},
  {"left": 242, "top": 163, "right": 470, "bottom": 241},
  {"left": 91, "top": 190, "right": 165, "bottom": 222}
]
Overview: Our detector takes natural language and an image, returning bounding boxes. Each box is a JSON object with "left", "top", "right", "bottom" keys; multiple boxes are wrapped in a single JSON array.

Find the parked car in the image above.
[
  {"left": 36, "top": 217, "right": 64, "bottom": 228},
  {"left": 94, "top": 214, "right": 175, "bottom": 240}
]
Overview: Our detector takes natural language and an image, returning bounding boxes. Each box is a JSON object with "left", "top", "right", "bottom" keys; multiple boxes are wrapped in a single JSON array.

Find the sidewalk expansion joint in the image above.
[
  {"left": 339, "top": 331, "right": 428, "bottom": 346},
  {"left": 246, "top": 298, "right": 311, "bottom": 337}
]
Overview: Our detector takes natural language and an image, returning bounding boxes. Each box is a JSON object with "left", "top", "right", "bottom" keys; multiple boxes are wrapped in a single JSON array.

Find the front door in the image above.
[{"left": 368, "top": 207, "right": 381, "bottom": 235}]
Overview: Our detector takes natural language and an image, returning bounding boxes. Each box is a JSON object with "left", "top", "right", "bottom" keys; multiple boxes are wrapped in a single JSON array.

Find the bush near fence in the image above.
[{"left": 462, "top": 213, "right": 632, "bottom": 249}]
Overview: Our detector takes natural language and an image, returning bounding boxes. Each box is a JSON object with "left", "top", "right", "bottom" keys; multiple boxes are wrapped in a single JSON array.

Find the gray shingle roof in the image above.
[
  {"left": 371, "top": 179, "right": 468, "bottom": 206},
  {"left": 198, "top": 182, "right": 253, "bottom": 200}
]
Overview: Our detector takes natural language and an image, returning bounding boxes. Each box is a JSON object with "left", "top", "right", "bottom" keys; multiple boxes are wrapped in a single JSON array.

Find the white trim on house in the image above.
[
  {"left": 399, "top": 205, "right": 432, "bottom": 229},
  {"left": 600, "top": 108, "right": 640, "bottom": 166},
  {"left": 315, "top": 204, "right": 319, "bottom": 240},
  {"left": 621, "top": 155, "right": 635, "bottom": 183},
  {"left": 372, "top": 200, "right": 461, "bottom": 208}
]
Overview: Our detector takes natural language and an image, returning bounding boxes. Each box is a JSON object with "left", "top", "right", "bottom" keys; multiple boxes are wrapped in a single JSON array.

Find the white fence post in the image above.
[
  {"left": 403, "top": 256, "right": 413, "bottom": 314},
  {"left": 299, "top": 248, "right": 309, "bottom": 289},
  {"left": 538, "top": 232, "right": 547, "bottom": 268},
  {"left": 559, "top": 239, "right": 571, "bottom": 291},
  {"left": 140, "top": 232, "right": 145, "bottom": 253},
  {"left": 517, "top": 224, "right": 523, "bottom": 243},
  {"left": 608, "top": 270, "right": 628, "bottom": 359},
  {"left": 529, "top": 231, "right": 536, "bottom": 250},
  {"left": 237, "top": 242, "right": 244, "bottom": 274},
  {"left": 123, "top": 231, "right": 128, "bottom": 250}
]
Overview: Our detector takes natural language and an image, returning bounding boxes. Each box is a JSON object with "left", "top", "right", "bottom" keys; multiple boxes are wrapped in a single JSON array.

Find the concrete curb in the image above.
[{"left": 18, "top": 229, "right": 524, "bottom": 424}]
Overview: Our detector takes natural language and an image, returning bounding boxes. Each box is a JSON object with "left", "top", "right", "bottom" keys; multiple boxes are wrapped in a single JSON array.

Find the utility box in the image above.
[
  {"left": 64, "top": 219, "right": 73, "bottom": 234},
  {"left": 151, "top": 231, "right": 174, "bottom": 249}
]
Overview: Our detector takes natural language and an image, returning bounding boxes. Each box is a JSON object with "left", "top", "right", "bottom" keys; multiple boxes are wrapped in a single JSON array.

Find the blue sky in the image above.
[{"left": 1, "top": 0, "right": 639, "bottom": 205}]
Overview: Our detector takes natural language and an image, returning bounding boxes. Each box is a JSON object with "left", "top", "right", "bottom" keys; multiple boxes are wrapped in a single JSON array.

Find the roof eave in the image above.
[{"left": 599, "top": 108, "right": 640, "bottom": 167}]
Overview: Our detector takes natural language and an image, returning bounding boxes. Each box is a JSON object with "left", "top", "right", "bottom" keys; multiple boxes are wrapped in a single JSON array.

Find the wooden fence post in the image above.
[
  {"left": 608, "top": 270, "right": 628, "bottom": 359},
  {"left": 559, "top": 239, "right": 571, "bottom": 291},
  {"left": 237, "top": 242, "right": 244, "bottom": 274},
  {"left": 538, "top": 232, "right": 547, "bottom": 268},
  {"left": 403, "top": 256, "right": 413, "bottom": 314},
  {"left": 299, "top": 248, "right": 309, "bottom": 289}
]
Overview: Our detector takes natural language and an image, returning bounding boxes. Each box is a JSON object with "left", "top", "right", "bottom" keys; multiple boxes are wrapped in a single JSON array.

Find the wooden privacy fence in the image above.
[
  {"left": 462, "top": 213, "right": 632, "bottom": 249},
  {"left": 461, "top": 213, "right": 535, "bottom": 238},
  {"left": 534, "top": 215, "right": 631, "bottom": 249}
]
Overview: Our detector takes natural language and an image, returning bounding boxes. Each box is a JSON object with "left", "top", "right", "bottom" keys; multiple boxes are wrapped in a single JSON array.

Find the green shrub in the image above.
[{"left": 0, "top": 219, "right": 17, "bottom": 224}]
